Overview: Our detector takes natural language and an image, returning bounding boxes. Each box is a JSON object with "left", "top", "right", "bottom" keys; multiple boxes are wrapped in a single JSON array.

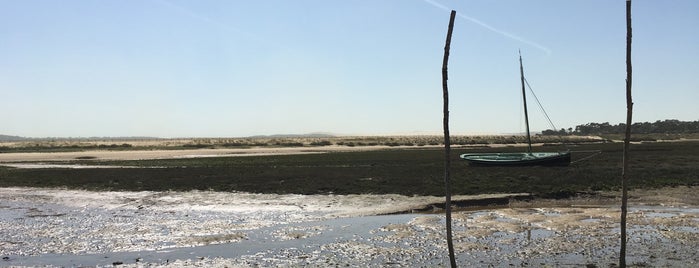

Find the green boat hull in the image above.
[{"left": 460, "top": 151, "right": 571, "bottom": 166}]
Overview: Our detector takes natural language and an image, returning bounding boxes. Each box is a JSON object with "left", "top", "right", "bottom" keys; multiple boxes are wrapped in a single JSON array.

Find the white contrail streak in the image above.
[{"left": 424, "top": 0, "right": 552, "bottom": 55}]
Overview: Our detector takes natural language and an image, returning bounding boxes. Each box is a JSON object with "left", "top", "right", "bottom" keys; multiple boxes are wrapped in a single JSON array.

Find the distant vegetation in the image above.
[
  {"left": 0, "top": 135, "right": 606, "bottom": 153},
  {"left": 542, "top": 119, "right": 699, "bottom": 137},
  {"left": 4, "top": 120, "right": 699, "bottom": 153}
]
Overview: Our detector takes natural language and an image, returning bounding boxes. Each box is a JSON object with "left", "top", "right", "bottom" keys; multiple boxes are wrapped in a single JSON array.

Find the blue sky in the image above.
[{"left": 1, "top": 0, "right": 697, "bottom": 138}]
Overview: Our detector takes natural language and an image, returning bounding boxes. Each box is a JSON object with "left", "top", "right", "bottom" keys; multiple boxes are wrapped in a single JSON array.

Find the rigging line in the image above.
[
  {"left": 522, "top": 76, "right": 570, "bottom": 150},
  {"left": 523, "top": 77, "right": 557, "bottom": 131}
]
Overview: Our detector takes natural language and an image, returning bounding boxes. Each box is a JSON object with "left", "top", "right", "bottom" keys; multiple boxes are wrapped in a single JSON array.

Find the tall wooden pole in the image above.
[
  {"left": 620, "top": 0, "right": 633, "bottom": 267},
  {"left": 441, "top": 10, "right": 457, "bottom": 268}
]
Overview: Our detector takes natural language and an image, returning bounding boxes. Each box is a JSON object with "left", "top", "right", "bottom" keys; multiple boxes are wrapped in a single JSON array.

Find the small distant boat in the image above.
[{"left": 460, "top": 52, "right": 571, "bottom": 166}]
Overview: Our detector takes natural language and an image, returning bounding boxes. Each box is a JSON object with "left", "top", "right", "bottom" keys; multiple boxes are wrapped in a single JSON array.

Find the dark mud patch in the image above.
[{"left": 387, "top": 194, "right": 535, "bottom": 214}]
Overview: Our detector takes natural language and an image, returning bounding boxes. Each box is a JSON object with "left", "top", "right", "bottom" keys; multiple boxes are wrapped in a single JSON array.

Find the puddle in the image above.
[
  {"left": 0, "top": 163, "right": 143, "bottom": 169},
  {"left": 645, "top": 212, "right": 678, "bottom": 218},
  {"left": 6, "top": 214, "right": 422, "bottom": 267},
  {"left": 675, "top": 226, "right": 699, "bottom": 233}
]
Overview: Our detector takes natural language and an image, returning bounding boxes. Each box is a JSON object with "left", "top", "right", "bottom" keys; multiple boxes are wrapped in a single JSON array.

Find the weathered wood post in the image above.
[
  {"left": 620, "top": 0, "right": 633, "bottom": 267},
  {"left": 441, "top": 9, "right": 457, "bottom": 268}
]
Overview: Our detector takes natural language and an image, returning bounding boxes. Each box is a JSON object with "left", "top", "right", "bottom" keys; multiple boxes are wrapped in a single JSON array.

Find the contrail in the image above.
[{"left": 424, "top": 0, "right": 552, "bottom": 55}]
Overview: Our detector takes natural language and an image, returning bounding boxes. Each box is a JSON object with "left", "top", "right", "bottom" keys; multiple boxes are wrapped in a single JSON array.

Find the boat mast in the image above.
[{"left": 519, "top": 50, "right": 533, "bottom": 154}]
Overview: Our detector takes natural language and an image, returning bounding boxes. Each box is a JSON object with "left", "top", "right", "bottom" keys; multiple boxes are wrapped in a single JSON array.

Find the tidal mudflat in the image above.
[{"left": 1, "top": 187, "right": 697, "bottom": 267}]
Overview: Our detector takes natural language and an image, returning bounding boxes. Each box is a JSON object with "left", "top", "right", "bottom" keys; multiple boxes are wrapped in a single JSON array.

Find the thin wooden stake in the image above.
[
  {"left": 441, "top": 10, "right": 457, "bottom": 268},
  {"left": 620, "top": 0, "right": 633, "bottom": 267}
]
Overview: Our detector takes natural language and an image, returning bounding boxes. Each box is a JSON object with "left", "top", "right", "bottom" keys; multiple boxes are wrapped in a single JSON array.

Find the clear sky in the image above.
[{"left": 1, "top": 0, "right": 697, "bottom": 138}]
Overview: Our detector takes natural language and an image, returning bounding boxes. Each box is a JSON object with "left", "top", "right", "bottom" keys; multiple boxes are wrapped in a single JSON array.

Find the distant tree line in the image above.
[{"left": 541, "top": 119, "right": 699, "bottom": 135}]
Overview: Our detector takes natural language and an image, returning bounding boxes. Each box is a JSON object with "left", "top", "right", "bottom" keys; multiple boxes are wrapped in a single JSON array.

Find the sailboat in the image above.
[{"left": 460, "top": 52, "right": 571, "bottom": 166}]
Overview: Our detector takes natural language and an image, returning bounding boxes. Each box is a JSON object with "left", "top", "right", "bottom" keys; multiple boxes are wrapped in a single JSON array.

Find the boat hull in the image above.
[{"left": 460, "top": 151, "right": 571, "bottom": 166}]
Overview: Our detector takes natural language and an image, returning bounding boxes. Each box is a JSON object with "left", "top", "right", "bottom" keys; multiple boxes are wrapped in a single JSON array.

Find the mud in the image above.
[{"left": 1, "top": 187, "right": 697, "bottom": 267}]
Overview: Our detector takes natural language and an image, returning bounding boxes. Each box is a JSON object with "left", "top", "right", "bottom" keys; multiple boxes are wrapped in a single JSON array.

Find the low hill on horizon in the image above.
[{"left": 0, "top": 135, "right": 25, "bottom": 142}]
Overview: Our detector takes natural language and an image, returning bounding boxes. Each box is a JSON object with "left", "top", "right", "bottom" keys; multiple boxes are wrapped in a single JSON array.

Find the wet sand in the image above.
[
  {"left": 1, "top": 187, "right": 697, "bottom": 267},
  {"left": 0, "top": 146, "right": 401, "bottom": 163}
]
